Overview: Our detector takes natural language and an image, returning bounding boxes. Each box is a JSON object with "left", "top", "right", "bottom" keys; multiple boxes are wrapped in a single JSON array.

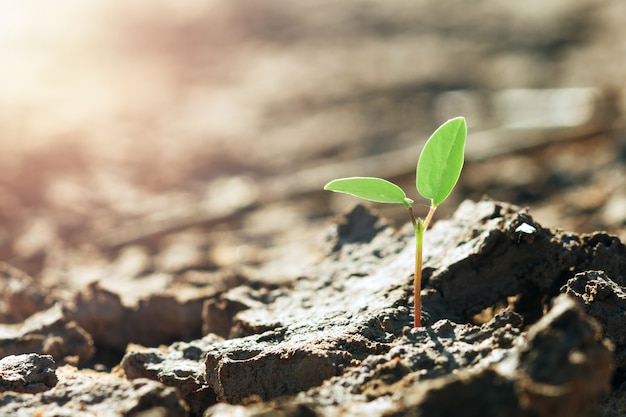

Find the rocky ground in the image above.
[{"left": 1, "top": 0, "right": 626, "bottom": 416}]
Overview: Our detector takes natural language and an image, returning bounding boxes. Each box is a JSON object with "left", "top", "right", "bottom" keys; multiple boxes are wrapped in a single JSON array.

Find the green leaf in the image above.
[
  {"left": 324, "top": 177, "right": 413, "bottom": 207},
  {"left": 416, "top": 117, "right": 467, "bottom": 207}
]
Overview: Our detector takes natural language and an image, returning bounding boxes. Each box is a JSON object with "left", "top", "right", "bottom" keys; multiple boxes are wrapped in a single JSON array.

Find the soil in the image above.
[{"left": 1, "top": 1, "right": 626, "bottom": 416}]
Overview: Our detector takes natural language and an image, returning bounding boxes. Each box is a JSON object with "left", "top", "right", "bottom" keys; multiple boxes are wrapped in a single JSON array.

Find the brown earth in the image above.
[{"left": 1, "top": 1, "right": 626, "bottom": 416}]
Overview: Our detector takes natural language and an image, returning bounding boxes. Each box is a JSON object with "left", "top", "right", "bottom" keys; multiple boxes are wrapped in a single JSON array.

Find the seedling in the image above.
[{"left": 324, "top": 117, "right": 467, "bottom": 327}]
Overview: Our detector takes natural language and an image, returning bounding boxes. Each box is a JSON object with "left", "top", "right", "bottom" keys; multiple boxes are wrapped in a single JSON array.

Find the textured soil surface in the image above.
[
  {"left": 0, "top": 200, "right": 625, "bottom": 416},
  {"left": 2, "top": 1, "right": 626, "bottom": 416}
]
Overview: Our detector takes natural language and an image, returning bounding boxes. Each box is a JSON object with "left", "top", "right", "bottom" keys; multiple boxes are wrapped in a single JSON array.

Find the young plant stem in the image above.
[
  {"left": 408, "top": 204, "right": 437, "bottom": 328},
  {"left": 423, "top": 205, "right": 436, "bottom": 230},
  {"left": 414, "top": 219, "right": 424, "bottom": 327}
]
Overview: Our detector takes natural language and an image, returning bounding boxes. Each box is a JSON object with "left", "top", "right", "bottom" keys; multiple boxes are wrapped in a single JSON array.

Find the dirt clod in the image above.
[
  {"left": 0, "top": 353, "right": 57, "bottom": 394},
  {"left": 0, "top": 303, "right": 94, "bottom": 366}
]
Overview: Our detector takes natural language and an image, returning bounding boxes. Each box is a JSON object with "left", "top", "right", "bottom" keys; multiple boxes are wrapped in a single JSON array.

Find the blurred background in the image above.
[{"left": 1, "top": 0, "right": 625, "bottom": 286}]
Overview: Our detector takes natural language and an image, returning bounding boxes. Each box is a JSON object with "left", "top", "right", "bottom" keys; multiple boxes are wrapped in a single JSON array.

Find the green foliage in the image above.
[
  {"left": 324, "top": 177, "right": 413, "bottom": 208},
  {"left": 416, "top": 117, "right": 467, "bottom": 207}
]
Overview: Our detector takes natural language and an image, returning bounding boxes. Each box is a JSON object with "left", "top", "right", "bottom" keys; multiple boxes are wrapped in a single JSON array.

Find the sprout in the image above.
[{"left": 325, "top": 117, "right": 467, "bottom": 327}]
